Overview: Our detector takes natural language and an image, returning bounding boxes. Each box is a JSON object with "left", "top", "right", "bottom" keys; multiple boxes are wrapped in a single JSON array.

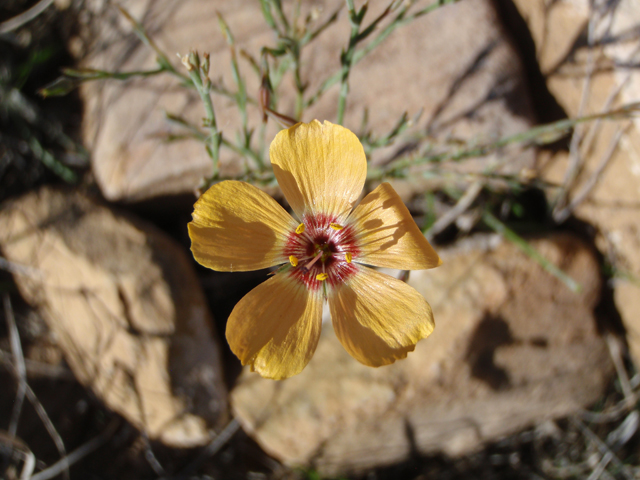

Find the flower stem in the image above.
[
  {"left": 482, "top": 210, "right": 581, "bottom": 293},
  {"left": 337, "top": 0, "right": 362, "bottom": 125},
  {"left": 187, "top": 67, "right": 221, "bottom": 178}
]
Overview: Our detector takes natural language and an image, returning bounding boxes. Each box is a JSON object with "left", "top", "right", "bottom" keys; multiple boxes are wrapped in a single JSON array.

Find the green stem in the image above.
[
  {"left": 306, "top": 0, "right": 460, "bottom": 110},
  {"left": 188, "top": 68, "right": 221, "bottom": 176},
  {"left": 482, "top": 211, "right": 581, "bottom": 293},
  {"left": 367, "top": 102, "right": 640, "bottom": 180},
  {"left": 292, "top": 45, "right": 305, "bottom": 120},
  {"left": 271, "top": 0, "right": 290, "bottom": 33},
  {"left": 337, "top": 0, "right": 362, "bottom": 125}
]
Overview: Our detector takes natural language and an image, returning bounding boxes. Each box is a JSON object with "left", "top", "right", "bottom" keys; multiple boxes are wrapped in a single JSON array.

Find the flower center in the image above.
[{"left": 284, "top": 213, "right": 359, "bottom": 291}]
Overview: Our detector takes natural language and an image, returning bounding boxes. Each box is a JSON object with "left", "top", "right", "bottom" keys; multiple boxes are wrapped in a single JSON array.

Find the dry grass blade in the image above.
[
  {"left": 586, "top": 451, "right": 613, "bottom": 480},
  {"left": 1, "top": 329, "right": 71, "bottom": 480},
  {"left": 571, "top": 417, "right": 635, "bottom": 480},
  {"left": 0, "top": 0, "right": 55, "bottom": 34},
  {"left": 553, "top": 126, "right": 625, "bottom": 223},
  {"left": 605, "top": 333, "right": 634, "bottom": 407},
  {"left": 20, "top": 450, "right": 35, "bottom": 480},
  {"left": 3, "top": 293, "right": 69, "bottom": 479},
  {"left": 142, "top": 434, "right": 166, "bottom": 477},
  {"left": 425, "top": 181, "right": 483, "bottom": 240},
  {"left": 0, "top": 257, "right": 42, "bottom": 279},
  {"left": 178, "top": 419, "right": 241, "bottom": 476},
  {"left": 563, "top": 1, "right": 598, "bottom": 193},
  {"left": 0, "top": 348, "right": 74, "bottom": 380},
  {"left": 23, "top": 383, "right": 70, "bottom": 480},
  {"left": 4, "top": 294, "right": 27, "bottom": 439},
  {"left": 30, "top": 420, "right": 120, "bottom": 480},
  {"left": 0, "top": 430, "right": 35, "bottom": 480}
]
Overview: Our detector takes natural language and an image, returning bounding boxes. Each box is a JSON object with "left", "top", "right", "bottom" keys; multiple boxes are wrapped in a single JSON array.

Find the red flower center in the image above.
[{"left": 284, "top": 213, "right": 359, "bottom": 291}]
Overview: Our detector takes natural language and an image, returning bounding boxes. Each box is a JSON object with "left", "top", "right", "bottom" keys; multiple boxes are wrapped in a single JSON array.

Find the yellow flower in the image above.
[{"left": 188, "top": 120, "right": 441, "bottom": 380}]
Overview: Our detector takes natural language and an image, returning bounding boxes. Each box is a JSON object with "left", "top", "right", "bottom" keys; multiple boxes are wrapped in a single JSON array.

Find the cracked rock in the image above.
[
  {"left": 0, "top": 187, "right": 227, "bottom": 447},
  {"left": 69, "top": 0, "right": 533, "bottom": 201},
  {"left": 231, "top": 233, "right": 613, "bottom": 476}
]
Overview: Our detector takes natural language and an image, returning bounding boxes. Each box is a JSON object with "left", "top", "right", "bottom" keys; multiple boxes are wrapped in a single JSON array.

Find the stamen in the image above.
[
  {"left": 330, "top": 223, "right": 344, "bottom": 230},
  {"left": 316, "top": 273, "right": 328, "bottom": 281},
  {"left": 345, "top": 252, "right": 352, "bottom": 263},
  {"left": 289, "top": 255, "right": 299, "bottom": 267},
  {"left": 295, "top": 223, "right": 305, "bottom": 234}
]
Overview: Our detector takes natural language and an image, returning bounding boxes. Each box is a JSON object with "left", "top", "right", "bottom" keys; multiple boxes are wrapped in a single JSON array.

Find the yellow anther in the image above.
[
  {"left": 330, "top": 223, "right": 344, "bottom": 230},
  {"left": 295, "top": 223, "right": 305, "bottom": 234},
  {"left": 316, "top": 273, "right": 328, "bottom": 281},
  {"left": 345, "top": 252, "right": 352, "bottom": 263},
  {"left": 289, "top": 255, "right": 299, "bottom": 267}
]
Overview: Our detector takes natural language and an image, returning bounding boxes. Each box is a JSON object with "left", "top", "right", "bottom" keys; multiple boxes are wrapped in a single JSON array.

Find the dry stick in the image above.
[
  {"left": 0, "top": 256, "right": 42, "bottom": 279},
  {"left": 553, "top": 11, "right": 640, "bottom": 223},
  {"left": 554, "top": 39, "right": 640, "bottom": 222},
  {"left": 142, "top": 434, "right": 166, "bottom": 477},
  {"left": 0, "top": 431, "right": 36, "bottom": 480},
  {"left": 4, "top": 294, "right": 27, "bottom": 439},
  {"left": 554, "top": 126, "right": 624, "bottom": 223},
  {"left": 587, "top": 451, "right": 613, "bottom": 480},
  {"left": 177, "top": 418, "right": 241, "bottom": 477},
  {"left": 23, "top": 383, "right": 70, "bottom": 480},
  {"left": 580, "top": 41, "right": 640, "bottom": 154},
  {"left": 2, "top": 351, "right": 71, "bottom": 479},
  {"left": 0, "top": 0, "right": 55, "bottom": 34},
  {"left": 0, "top": 350, "right": 75, "bottom": 380},
  {"left": 425, "top": 180, "right": 483, "bottom": 240},
  {"left": 555, "top": 3, "right": 598, "bottom": 215},
  {"left": 31, "top": 420, "right": 120, "bottom": 480},
  {"left": 20, "top": 450, "right": 36, "bottom": 480},
  {"left": 580, "top": 396, "right": 638, "bottom": 424},
  {"left": 571, "top": 417, "right": 634, "bottom": 480},
  {"left": 605, "top": 333, "right": 635, "bottom": 406},
  {"left": 580, "top": 360, "right": 640, "bottom": 423}
]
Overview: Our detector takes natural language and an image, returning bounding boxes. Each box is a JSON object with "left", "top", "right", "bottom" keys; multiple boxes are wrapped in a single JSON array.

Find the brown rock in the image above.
[
  {"left": 512, "top": 0, "right": 640, "bottom": 366},
  {"left": 0, "top": 187, "right": 227, "bottom": 447},
  {"left": 231, "top": 233, "right": 612, "bottom": 475},
  {"left": 72, "top": 0, "right": 534, "bottom": 201}
]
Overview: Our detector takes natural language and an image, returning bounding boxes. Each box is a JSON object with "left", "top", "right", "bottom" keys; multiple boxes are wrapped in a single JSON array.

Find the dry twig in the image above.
[
  {"left": 0, "top": 430, "right": 35, "bottom": 480},
  {"left": 22, "top": 382, "right": 70, "bottom": 480},
  {"left": 571, "top": 417, "right": 634, "bottom": 480},
  {"left": 1, "top": 295, "right": 71, "bottom": 480},
  {"left": 31, "top": 420, "right": 120, "bottom": 480},
  {"left": 4, "top": 294, "right": 27, "bottom": 439},
  {"left": 0, "top": 0, "right": 55, "bottom": 34},
  {"left": 425, "top": 180, "right": 483, "bottom": 240},
  {"left": 176, "top": 418, "right": 241, "bottom": 477},
  {"left": 0, "top": 256, "right": 42, "bottom": 279},
  {"left": 554, "top": 126, "right": 625, "bottom": 223}
]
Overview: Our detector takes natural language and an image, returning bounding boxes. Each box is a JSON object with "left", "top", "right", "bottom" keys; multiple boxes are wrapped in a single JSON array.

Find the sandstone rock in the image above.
[
  {"left": 0, "top": 187, "right": 227, "bottom": 447},
  {"left": 71, "top": 0, "right": 534, "bottom": 201},
  {"left": 231, "top": 233, "right": 613, "bottom": 476},
  {"left": 511, "top": 0, "right": 640, "bottom": 366}
]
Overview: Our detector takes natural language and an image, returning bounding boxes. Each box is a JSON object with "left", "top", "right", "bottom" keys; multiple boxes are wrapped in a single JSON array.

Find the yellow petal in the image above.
[
  {"left": 189, "top": 181, "right": 296, "bottom": 271},
  {"left": 226, "top": 273, "right": 323, "bottom": 379},
  {"left": 328, "top": 265, "right": 434, "bottom": 367},
  {"left": 348, "top": 182, "right": 441, "bottom": 270},
  {"left": 270, "top": 120, "right": 367, "bottom": 221}
]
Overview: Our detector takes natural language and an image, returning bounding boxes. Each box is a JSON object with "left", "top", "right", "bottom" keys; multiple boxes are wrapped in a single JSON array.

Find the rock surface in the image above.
[
  {"left": 71, "top": 0, "right": 534, "bottom": 201},
  {"left": 0, "top": 187, "right": 227, "bottom": 447},
  {"left": 512, "top": 0, "right": 640, "bottom": 366},
  {"left": 231, "top": 233, "right": 613, "bottom": 476}
]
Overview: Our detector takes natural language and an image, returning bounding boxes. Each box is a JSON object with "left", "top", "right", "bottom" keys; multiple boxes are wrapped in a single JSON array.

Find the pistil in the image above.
[{"left": 301, "top": 251, "right": 323, "bottom": 273}]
